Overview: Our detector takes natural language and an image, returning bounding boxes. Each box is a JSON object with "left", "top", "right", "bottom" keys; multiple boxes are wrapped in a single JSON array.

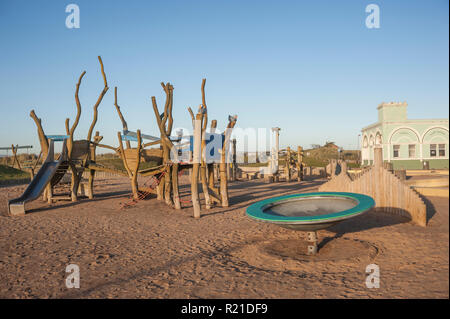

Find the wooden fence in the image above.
[{"left": 319, "top": 146, "right": 427, "bottom": 227}]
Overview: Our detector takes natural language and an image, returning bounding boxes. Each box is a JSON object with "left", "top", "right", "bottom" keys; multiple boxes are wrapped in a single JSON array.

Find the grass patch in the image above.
[{"left": 0, "top": 165, "right": 30, "bottom": 181}]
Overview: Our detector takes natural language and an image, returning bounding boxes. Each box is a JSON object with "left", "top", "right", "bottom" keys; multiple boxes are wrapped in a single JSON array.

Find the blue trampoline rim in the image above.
[{"left": 245, "top": 192, "right": 375, "bottom": 224}]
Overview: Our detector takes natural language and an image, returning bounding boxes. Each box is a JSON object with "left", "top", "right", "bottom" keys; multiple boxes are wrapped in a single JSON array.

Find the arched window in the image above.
[
  {"left": 422, "top": 127, "right": 449, "bottom": 158},
  {"left": 389, "top": 127, "right": 420, "bottom": 159}
]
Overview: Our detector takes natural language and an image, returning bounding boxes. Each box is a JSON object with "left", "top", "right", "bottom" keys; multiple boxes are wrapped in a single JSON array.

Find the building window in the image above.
[
  {"left": 430, "top": 144, "right": 437, "bottom": 157},
  {"left": 393, "top": 145, "right": 400, "bottom": 158},
  {"left": 439, "top": 144, "right": 446, "bottom": 157},
  {"left": 408, "top": 144, "right": 416, "bottom": 158}
]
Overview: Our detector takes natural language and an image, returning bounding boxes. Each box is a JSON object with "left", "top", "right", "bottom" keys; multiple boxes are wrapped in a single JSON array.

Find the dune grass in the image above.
[{"left": 0, "top": 165, "right": 30, "bottom": 181}]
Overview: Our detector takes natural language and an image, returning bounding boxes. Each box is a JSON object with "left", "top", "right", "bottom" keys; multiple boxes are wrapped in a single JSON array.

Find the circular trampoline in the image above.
[{"left": 246, "top": 192, "right": 375, "bottom": 255}]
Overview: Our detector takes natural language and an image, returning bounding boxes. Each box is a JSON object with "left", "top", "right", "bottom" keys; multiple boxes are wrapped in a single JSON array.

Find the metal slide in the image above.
[{"left": 8, "top": 138, "right": 68, "bottom": 216}]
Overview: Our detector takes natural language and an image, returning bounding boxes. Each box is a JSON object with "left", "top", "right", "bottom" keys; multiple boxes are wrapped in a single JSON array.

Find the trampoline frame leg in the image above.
[{"left": 307, "top": 231, "right": 318, "bottom": 255}]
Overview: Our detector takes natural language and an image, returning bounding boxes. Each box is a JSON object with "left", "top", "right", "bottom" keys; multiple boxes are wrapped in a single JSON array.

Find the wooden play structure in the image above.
[
  {"left": 8, "top": 54, "right": 238, "bottom": 217},
  {"left": 319, "top": 146, "right": 427, "bottom": 227},
  {"left": 113, "top": 78, "right": 238, "bottom": 218}
]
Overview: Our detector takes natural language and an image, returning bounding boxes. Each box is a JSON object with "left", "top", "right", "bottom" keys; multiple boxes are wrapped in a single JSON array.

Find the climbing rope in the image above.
[
  {"left": 119, "top": 165, "right": 169, "bottom": 209},
  {"left": 119, "top": 163, "right": 195, "bottom": 209}
]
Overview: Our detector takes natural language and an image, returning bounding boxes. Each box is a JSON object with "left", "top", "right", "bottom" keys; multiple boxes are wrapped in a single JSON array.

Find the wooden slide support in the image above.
[{"left": 319, "top": 146, "right": 427, "bottom": 227}]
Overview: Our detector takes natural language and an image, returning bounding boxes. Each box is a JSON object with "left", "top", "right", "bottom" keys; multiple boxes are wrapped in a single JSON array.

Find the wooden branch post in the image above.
[
  {"left": 87, "top": 131, "right": 102, "bottom": 199},
  {"left": 11, "top": 145, "right": 21, "bottom": 170},
  {"left": 87, "top": 56, "right": 108, "bottom": 142},
  {"left": 172, "top": 161, "right": 180, "bottom": 209},
  {"left": 285, "top": 146, "right": 291, "bottom": 182},
  {"left": 231, "top": 138, "right": 237, "bottom": 181},
  {"left": 297, "top": 146, "right": 303, "bottom": 181},
  {"left": 220, "top": 116, "right": 237, "bottom": 207},
  {"left": 118, "top": 130, "right": 142, "bottom": 200},
  {"left": 114, "top": 87, "right": 131, "bottom": 149},
  {"left": 208, "top": 120, "right": 218, "bottom": 192},
  {"left": 151, "top": 83, "right": 177, "bottom": 207},
  {"left": 192, "top": 112, "right": 203, "bottom": 218}
]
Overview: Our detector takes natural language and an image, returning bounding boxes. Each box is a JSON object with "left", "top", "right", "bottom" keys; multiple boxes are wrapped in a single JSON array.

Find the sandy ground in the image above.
[{"left": 0, "top": 175, "right": 448, "bottom": 299}]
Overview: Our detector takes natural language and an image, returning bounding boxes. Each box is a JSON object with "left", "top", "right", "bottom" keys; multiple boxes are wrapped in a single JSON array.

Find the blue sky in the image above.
[{"left": 0, "top": 0, "right": 448, "bottom": 153}]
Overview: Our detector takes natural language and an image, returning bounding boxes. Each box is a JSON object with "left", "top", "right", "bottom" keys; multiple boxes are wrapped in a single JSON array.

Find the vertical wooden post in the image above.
[
  {"left": 220, "top": 116, "right": 237, "bottom": 207},
  {"left": 272, "top": 127, "right": 280, "bottom": 182},
  {"left": 163, "top": 147, "right": 173, "bottom": 207},
  {"left": 199, "top": 119, "right": 211, "bottom": 209},
  {"left": 11, "top": 144, "right": 22, "bottom": 170},
  {"left": 87, "top": 131, "right": 102, "bottom": 199},
  {"left": 231, "top": 138, "right": 237, "bottom": 181},
  {"left": 131, "top": 130, "right": 142, "bottom": 200},
  {"left": 331, "top": 159, "right": 337, "bottom": 177},
  {"left": 118, "top": 131, "right": 141, "bottom": 200},
  {"left": 339, "top": 159, "right": 348, "bottom": 175},
  {"left": 114, "top": 87, "right": 131, "bottom": 149},
  {"left": 172, "top": 162, "right": 181, "bottom": 209},
  {"left": 208, "top": 120, "right": 218, "bottom": 190},
  {"left": 285, "top": 146, "right": 291, "bottom": 182},
  {"left": 192, "top": 113, "right": 203, "bottom": 218},
  {"left": 151, "top": 84, "right": 176, "bottom": 206},
  {"left": 87, "top": 56, "right": 109, "bottom": 142},
  {"left": 297, "top": 146, "right": 303, "bottom": 181},
  {"left": 374, "top": 146, "right": 383, "bottom": 169},
  {"left": 69, "top": 162, "right": 81, "bottom": 202},
  {"left": 156, "top": 174, "right": 164, "bottom": 200}
]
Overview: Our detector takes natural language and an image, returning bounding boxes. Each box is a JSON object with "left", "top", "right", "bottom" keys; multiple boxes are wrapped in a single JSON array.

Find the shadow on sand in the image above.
[
  {"left": 319, "top": 208, "right": 411, "bottom": 249},
  {"left": 23, "top": 190, "right": 132, "bottom": 215}
]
